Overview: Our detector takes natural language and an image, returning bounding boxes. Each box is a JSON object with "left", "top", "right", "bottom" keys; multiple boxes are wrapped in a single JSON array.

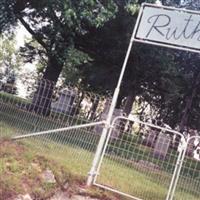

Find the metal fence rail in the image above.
[
  {"left": 173, "top": 136, "right": 200, "bottom": 200},
  {"left": 0, "top": 80, "right": 109, "bottom": 177},
  {"left": 13, "top": 122, "right": 106, "bottom": 178},
  {"left": 94, "top": 116, "right": 199, "bottom": 200},
  {"left": 0, "top": 79, "right": 111, "bottom": 138}
]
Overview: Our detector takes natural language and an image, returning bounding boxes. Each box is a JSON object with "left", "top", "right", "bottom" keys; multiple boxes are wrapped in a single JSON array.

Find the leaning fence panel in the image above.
[
  {"left": 0, "top": 79, "right": 109, "bottom": 178},
  {"left": 94, "top": 116, "right": 186, "bottom": 200},
  {"left": 0, "top": 79, "right": 110, "bottom": 138},
  {"left": 173, "top": 136, "right": 200, "bottom": 200},
  {"left": 13, "top": 122, "right": 106, "bottom": 178}
]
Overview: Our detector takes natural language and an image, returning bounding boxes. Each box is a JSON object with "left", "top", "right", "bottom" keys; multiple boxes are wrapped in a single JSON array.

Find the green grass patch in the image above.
[{"left": 0, "top": 138, "right": 119, "bottom": 200}]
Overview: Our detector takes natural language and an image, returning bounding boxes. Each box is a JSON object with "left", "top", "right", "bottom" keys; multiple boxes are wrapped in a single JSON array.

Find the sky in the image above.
[
  {"left": 16, "top": 24, "right": 30, "bottom": 49},
  {"left": 15, "top": 24, "right": 36, "bottom": 98},
  {"left": 16, "top": 24, "right": 37, "bottom": 72}
]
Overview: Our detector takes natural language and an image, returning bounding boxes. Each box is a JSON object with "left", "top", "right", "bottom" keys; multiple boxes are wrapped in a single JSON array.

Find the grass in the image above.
[
  {"left": 97, "top": 155, "right": 200, "bottom": 200},
  {"left": 0, "top": 138, "right": 118, "bottom": 200},
  {"left": 0, "top": 92, "right": 29, "bottom": 104},
  {"left": 1, "top": 118, "right": 199, "bottom": 200},
  {"left": 0, "top": 95, "right": 92, "bottom": 136},
  {"left": 0, "top": 138, "right": 69, "bottom": 200}
]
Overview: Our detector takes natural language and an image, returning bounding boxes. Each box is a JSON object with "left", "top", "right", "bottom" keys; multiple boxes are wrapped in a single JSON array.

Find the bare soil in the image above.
[{"left": 0, "top": 139, "right": 120, "bottom": 200}]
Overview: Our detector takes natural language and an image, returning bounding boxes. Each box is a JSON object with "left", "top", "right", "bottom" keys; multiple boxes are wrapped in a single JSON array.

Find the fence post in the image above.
[
  {"left": 86, "top": 88, "right": 119, "bottom": 186},
  {"left": 166, "top": 137, "right": 187, "bottom": 200}
]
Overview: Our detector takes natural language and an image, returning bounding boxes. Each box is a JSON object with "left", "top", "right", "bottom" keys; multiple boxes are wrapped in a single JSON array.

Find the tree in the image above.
[
  {"left": 158, "top": 52, "right": 200, "bottom": 132},
  {"left": 162, "top": 0, "right": 200, "bottom": 9},
  {"left": 0, "top": 0, "right": 118, "bottom": 115},
  {"left": 0, "top": 35, "right": 21, "bottom": 94},
  {"left": 75, "top": 0, "right": 200, "bottom": 132},
  {"left": 158, "top": 0, "right": 200, "bottom": 132},
  {"left": 1, "top": 0, "right": 198, "bottom": 133},
  {"left": 74, "top": 0, "right": 176, "bottom": 115},
  {"left": 1, "top": 0, "right": 117, "bottom": 82}
]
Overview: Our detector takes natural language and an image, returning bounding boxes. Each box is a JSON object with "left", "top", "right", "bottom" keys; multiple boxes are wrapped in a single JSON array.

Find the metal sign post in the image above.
[
  {"left": 86, "top": 5, "right": 145, "bottom": 186},
  {"left": 87, "top": 2, "right": 200, "bottom": 187},
  {"left": 86, "top": 16, "right": 140, "bottom": 186}
]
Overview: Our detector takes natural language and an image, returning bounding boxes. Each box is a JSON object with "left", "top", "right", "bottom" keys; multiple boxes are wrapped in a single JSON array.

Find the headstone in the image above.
[
  {"left": 110, "top": 109, "right": 125, "bottom": 139},
  {"left": 194, "top": 145, "right": 200, "bottom": 161},
  {"left": 153, "top": 132, "right": 171, "bottom": 160},
  {"left": 51, "top": 89, "right": 77, "bottom": 114},
  {"left": 186, "top": 138, "right": 195, "bottom": 157},
  {"left": 142, "top": 130, "right": 157, "bottom": 148},
  {"left": 186, "top": 130, "right": 199, "bottom": 157},
  {"left": 102, "top": 99, "right": 111, "bottom": 114}
]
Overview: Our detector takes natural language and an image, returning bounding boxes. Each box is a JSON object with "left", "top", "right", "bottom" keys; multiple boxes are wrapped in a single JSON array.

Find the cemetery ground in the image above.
[
  {"left": 0, "top": 120, "right": 199, "bottom": 200},
  {"left": 0, "top": 136, "right": 118, "bottom": 200}
]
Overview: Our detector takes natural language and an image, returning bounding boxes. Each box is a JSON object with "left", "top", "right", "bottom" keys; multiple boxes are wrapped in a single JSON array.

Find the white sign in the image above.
[{"left": 133, "top": 4, "right": 200, "bottom": 53}]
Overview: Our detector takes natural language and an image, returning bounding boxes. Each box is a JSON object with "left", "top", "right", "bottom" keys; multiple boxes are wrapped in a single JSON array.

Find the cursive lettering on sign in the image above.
[
  {"left": 145, "top": 14, "right": 200, "bottom": 42},
  {"left": 134, "top": 4, "right": 200, "bottom": 52}
]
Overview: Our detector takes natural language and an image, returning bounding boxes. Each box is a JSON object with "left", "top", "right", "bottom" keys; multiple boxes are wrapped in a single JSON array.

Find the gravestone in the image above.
[
  {"left": 142, "top": 130, "right": 158, "bottom": 148},
  {"left": 186, "top": 138, "right": 195, "bottom": 157},
  {"left": 187, "top": 136, "right": 200, "bottom": 158},
  {"left": 153, "top": 132, "right": 171, "bottom": 160},
  {"left": 186, "top": 130, "right": 198, "bottom": 157},
  {"left": 51, "top": 89, "right": 77, "bottom": 115},
  {"left": 102, "top": 99, "right": 111, "bottom": 115},
  {"left": 110, "top": 109, "right": 125, "bottom": 139}
]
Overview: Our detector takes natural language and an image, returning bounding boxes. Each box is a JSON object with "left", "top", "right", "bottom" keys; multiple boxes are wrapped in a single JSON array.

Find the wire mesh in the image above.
[
  {"left": 0, "top": 78, "right": 109, "bottom": 177},
  {"left": 19, "top": 123, "right": 106, "bottom": 178},
  {"left": 0, "top": 78, "right": 110, "bottom": 138},
  {"left": 94, "top": 116, "right": 187, "bottom": 200},
  {"left": 1, "top": 79, "right": 199, "bottom": 199},
  {"left": 173, "top": 136, "right": 200, "bottom": 200}
]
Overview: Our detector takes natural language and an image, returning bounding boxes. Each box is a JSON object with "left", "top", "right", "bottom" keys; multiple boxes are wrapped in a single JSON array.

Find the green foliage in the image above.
[
  {"left": 159, "top": 51, "right": 200, "bottom": 130},
  {"left": 0, "top": 0, "right": 118, "bottom": 83},
  {"left": 74, "top": 0, "right": 200, "bottom": 131},
  {"left": 0, "top": 0, "right": 16, "bottom": 33},
  {"left": 162, "top": 0, "right": 200, "bottom": 9},
  {"left": 62, "top": 47, "right": 92, "bottom": 84},
  {"left": 0, "top": 35, "right": 22, "bottom": 93},
  {"left": 0, "top": 35, "right": 20, "bottom": 70}
]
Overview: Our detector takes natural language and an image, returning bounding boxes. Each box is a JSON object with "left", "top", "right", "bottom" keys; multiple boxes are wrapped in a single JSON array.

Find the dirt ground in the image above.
[{"left": 0, "top": 139, "right": 119, "bottom": 200}]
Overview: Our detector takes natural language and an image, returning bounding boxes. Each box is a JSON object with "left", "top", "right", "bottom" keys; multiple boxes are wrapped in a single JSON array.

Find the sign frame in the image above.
[{"left": 132, "top": 3, "right": 200, "bottom": 53}]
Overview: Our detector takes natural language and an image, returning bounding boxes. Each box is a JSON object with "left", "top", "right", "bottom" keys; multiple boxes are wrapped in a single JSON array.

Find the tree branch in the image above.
[{"left": 18, "top": 16, "right": 48, "bottom": 51}]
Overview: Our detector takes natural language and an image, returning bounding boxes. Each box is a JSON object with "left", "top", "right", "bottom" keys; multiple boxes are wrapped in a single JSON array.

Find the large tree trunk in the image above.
[
  {"left": 43, "top": 57, "right": 63, "bottom": 82},
  {"left": 32, "top": 56, "right": 63, "bottom": 116},
  {"left": 123, "top": 90, "right": 135, "bottom": 116},
  {"left": 174, "top": 71, "right": 200, "bottom": 150},
  {"left": 118, "top": 90, "right": 135, "bottom": 137},
  {"left": 179, "top": 72, "right": 200, "bottom": 132},
  {"left": 89, "top": 98, "right": 100, "bottom": 120}
]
